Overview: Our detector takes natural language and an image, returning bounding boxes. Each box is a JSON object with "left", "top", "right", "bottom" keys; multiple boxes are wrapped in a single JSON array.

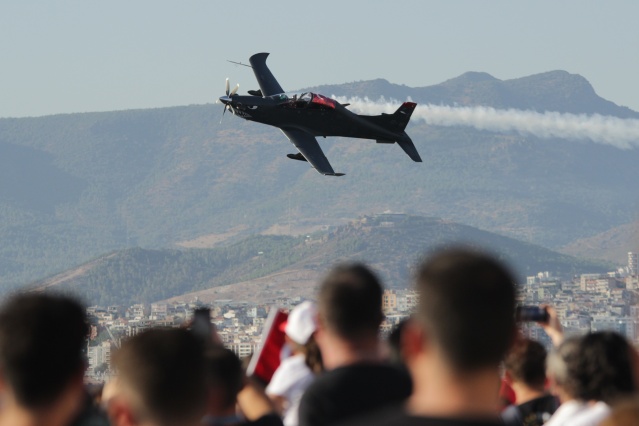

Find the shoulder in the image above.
[
  {"left": 267, "top": 355, "right": 312, "bottom": 395},
  {"left": 569, "top": 402, "right": 611, "bottom": 426},
  {"left": 327, "top": 363, "right": 410, "bottom": 382},
  {"left": 544, "top": 401, "right": 588, "bottom": 426},
  {"left": 304, "top": 363, "right": 410, "bottom": 394},
  {"left": 500, "top": 404, "right": 521, "bottom": 426}
]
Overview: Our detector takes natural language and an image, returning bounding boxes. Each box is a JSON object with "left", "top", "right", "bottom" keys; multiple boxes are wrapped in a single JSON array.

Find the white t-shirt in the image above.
[
  {"left": 544, "top": 400, "right": 611, "bottom": 426},
  {"left": 266, "top": 354, "right": 315, "bottom": 426}
]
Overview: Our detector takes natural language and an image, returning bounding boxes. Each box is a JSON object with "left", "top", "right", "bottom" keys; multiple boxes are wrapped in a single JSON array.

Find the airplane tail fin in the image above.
[
  {"left": 365, "top": 101, "right": 417, "bottom": 132},
  {"left": 391, "top": 102, "right": 417, "bottom": 132},
  {"left": 374, "top": 102, "right": 421, "bottom": 162}
]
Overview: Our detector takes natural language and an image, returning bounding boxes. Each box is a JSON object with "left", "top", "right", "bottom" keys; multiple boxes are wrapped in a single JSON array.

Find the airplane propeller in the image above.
[{"left": 218, "top": 78, "right": 240, "bottom": 123}]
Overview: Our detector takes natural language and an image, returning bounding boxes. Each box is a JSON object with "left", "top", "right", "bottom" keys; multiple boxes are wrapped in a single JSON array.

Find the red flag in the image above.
[{"left": 246, "top": 308, "right": 288, "bottom": 383}]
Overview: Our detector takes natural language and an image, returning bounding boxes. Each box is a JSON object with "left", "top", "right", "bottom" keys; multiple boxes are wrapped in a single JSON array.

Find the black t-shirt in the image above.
[
  {"left": 297, "top": 363, "right": 412, "bottom": 426},
  {"left": 245, "top": 414, "right": 285, "bottom": 426},
  {"left": 338, "top": 405, "right": 503, "bottom": 426},
  {"left": 501, "top": 394, "right": 559, "bottom": 426},
  {"left": 203, "top": 413, "right": 284, "bottom": 426}
]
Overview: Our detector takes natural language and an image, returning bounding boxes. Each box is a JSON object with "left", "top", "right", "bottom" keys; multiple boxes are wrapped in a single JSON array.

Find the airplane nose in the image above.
[{"left": 219, "top": 96, "right": 231, "bottom": 105}]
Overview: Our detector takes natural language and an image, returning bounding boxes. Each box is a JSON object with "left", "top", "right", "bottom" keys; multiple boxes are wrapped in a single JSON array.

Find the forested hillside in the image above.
[{"left": 33, "top": 215, "right": 609, "bottom": 306}]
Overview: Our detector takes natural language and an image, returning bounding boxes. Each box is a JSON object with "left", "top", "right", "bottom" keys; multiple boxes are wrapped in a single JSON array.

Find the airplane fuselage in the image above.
[
  {"left": 218, "top": 52, "right": 421, "bottom": 175},
  {"left": 220, "top": 93, "right": 403, "bottom": 142}
]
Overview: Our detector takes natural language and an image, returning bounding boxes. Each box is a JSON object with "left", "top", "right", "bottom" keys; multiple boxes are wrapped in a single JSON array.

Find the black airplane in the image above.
[{"left": 218, "top": 52, "right": 421, "bottom": 176}]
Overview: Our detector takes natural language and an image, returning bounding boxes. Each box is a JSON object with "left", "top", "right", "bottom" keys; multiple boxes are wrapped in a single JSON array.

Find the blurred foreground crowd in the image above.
[{"left": 1, "top": 248, "right": 638, "bottom": 426}]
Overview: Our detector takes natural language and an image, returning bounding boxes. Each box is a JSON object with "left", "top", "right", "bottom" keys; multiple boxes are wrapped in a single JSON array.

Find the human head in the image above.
[
  {"left": 0, "top": 292, "right": 88, "bottom": 416},
  {"left": 204, "top": 346, "right": 244, "bottom": 413},
  {"left": 573, "top": 331, "right": 635, "bottom": 404},
  {"left": 285, "top": 301, "right": 317, "bottom": 346},
  {"left": 108, "top": 328, "right": 207, "bottom": 426},
  {"left": 546, "top": 336, "right": 582, "bottom": 401},
  {"left": 412, "top": 248, "right": 517, "bottom": 372},
  {"left": 317, "top": 263, "right": 384, "bottom": 342},
  {"left": 504, "top": 338, "right": 548, "bottom": 390},
  {"left": 387, "top": 319, "right": 409, "bottom": 365},
  {"left": 547, "top": 332, "right": 636, "bottom": 405}
]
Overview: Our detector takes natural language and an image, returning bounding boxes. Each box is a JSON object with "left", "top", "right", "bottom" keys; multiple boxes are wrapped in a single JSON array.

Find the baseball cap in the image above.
[{"left": 284, "top": 301, "right": 317, "bottom": 345}]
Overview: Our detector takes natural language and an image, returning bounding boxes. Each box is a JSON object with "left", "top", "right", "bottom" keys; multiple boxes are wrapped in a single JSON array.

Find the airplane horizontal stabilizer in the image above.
[{"left": 397, "top": 135, "right": 422, "bottom": 162}]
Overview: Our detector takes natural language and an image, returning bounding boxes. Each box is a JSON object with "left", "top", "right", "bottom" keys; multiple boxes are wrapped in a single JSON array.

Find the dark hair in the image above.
[
  {"left": 574, "top": 331, "right": 636, "bottom": 404},
  {"left": 0, "top": 293, "right": 88, "bottom": 409},
  {"left": 388, "top": 319, "right": 409, "bottom": 364},
  {"left": 415, "top": 248, "right": 516, "bottom": 372},
  {"left": 318, "top": 263, "right": 384, "bottom": 341},
  {"left": 205, "top": 346, "right": 244, "bottom": 409},
  {"left": 113, "top": 328, "right": 207, "bottom": 426},
  {"left": 504, "top": 338, "right": 547, "bottom": 389},
  {"left": 304, "top": 335, "right": 324, "bottom": 374}
]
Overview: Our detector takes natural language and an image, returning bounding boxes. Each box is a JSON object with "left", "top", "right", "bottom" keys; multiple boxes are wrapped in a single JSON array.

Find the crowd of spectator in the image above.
[{"left": 1, "top": 248, "right": 638, "bottom": 426}]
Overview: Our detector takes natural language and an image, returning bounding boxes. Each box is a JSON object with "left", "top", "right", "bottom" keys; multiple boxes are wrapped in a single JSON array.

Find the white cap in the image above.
[{"left": 285, "top": 301, "right": 317, "bottom": 345}]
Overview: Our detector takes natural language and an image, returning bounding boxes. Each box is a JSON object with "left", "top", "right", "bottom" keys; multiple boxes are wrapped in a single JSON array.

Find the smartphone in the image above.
[
  {"left": 516, "top": 306, "right": 549, "bottom": 323},
  {"left": 191, "top": 308, "right": 213, "bottom": 347}
]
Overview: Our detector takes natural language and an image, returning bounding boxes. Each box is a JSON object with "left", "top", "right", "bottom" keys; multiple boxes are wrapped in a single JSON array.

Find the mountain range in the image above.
[{"left": 1, "top": 69, "right": 638, "bottom": 293}]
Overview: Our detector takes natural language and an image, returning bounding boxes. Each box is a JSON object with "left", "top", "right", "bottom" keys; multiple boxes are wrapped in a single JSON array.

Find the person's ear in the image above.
[
  {"left": 314, "top": 313, "right": 326, "bottom": 339},
  {"left": 401, "top": 318, "right": 428, "bottom": 361},
  {"left": 106, "top": 397, "right": 138, "bottom": 426},
  {"left": 503, "top": 370, "right": 513, "bottom": 385}
]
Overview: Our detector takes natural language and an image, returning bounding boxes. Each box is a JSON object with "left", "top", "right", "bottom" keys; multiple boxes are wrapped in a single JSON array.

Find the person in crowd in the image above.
[
  {"left": 498, "top": 380, "right": 517, "bottom": 412},
  {"left": 0, "top": 293, "right": 89, "bottom": 426},
  {"left": 267, "top": 301, "right": 322, "bottom": 426},
  {"left": 501, "top": 338, "right": 559, "bottom": 425},
  {"left": 204, "top": 345, "right": 245, "bottom": 426},
  {"left": 104, "top": 328, "right": 208, "bottom": 426},
  {"left": 545, "top": 331, "right": 637, "bottom": 426},
  {"left": 386, "top": 319, "right": 409, "bottom": 365},
  {"left": 69, "top": 383, "right": 110, "bottom": 426},
  {"left": 297, "top": 263, "right": 412, "bottom": 426},
  {"left": 341, "top": 248, "right": 517, "bottom": 426},
  {"left": 205, "top": 345, "right": 283, "bottom": 426}
]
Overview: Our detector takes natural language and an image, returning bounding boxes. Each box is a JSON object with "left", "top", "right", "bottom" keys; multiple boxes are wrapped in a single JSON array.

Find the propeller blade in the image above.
[
  {"left": 230, "top": 83, "right": 239, "bottom": 96},
  {"left": 225, "top": 78, "right": 230, "bottom": 96},
  {"left": 220, "top": 104, "right": 228, "bottom": 124}
]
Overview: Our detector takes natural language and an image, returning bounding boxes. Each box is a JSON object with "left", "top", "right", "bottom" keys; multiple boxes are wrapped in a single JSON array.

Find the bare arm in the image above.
[
  {"left": 539, "top": 305, "right": 564, "bottom": 347},
  {"left": 237, "top": 377, "right": 280, "bottom": 422}
]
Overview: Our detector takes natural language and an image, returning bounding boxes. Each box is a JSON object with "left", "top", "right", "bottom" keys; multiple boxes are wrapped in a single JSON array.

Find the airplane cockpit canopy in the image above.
[{"left": 271, "top": 92, "right": 336, "bottom": 110}]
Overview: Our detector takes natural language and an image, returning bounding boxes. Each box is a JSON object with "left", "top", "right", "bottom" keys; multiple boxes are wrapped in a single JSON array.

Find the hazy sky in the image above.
[{"left": 2, "top": 1, "right": 638, "bottom": 118}]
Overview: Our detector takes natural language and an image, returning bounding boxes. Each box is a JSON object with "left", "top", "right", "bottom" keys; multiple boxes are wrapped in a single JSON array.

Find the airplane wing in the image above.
[
  {"left": 249, "top": 53, "right": 285, "bottom": 97},
  {"left": 281, "top": 129, "right": 343, "bottom": 176}
]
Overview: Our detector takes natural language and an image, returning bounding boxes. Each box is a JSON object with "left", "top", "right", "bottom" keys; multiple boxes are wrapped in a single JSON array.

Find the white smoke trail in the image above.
[{"left": 332, "top": 96, "right": 639, "bottom": 149}]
